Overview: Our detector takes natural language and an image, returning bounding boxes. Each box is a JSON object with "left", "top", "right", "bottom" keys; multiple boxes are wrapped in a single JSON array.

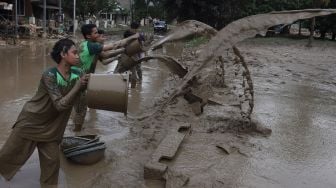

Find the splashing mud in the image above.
[
  {"left": 150, "top": 20, "right": 218, "bottom": 50},
  {"left": 144, "top": 9, "right": 336, "bottom": 126},
  {"left": 136, "top": 55, "right": 187, "bottom": 78}
]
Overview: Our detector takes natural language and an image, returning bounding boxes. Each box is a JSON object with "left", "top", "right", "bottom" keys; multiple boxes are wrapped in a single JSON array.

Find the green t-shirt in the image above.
[{"left": 79, "top": 40, "right": 103, "bottom": 73}]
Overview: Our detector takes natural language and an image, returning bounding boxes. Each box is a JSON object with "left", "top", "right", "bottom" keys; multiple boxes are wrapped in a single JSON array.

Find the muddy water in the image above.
[
  {"left": 234, "top": 39, "right": 336, "bottom": 188},
  {"left": 1, "top": 37, "right": 336, "bottom": 188},
  {"left": 0, "top": 40, "right": 171, "bottom": 187},
  {"left": 248, "top": 82, "right": 336, "bottom": 188}
]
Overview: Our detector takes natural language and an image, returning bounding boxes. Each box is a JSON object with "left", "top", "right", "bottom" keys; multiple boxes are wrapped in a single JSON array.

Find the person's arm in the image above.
[
  {"left": 99, "top": 48, "right": 125, "bottom": 59},
  {"left": 42, "top": 72, "right": 89, "bottom": 111},
  {"left": 101, "top": 56, "right": 119, "bottom": 65},
  {"left": 88, "top": 42, "right": 103, "bottom": 56},
  {"left": 102, "top": 33, "right": 140, "bottom": 51}
]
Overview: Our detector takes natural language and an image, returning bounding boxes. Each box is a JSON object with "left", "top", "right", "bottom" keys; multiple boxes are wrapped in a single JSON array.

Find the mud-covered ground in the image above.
[{"left": 1, "top": 37, "right": 336, "bottom": 188}]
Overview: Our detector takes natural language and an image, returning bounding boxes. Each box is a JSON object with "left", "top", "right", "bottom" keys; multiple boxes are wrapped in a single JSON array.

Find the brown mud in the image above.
[
  {"left": 1, "top": 9, "right": 336, "bottom": 188},
  {"left": 142, "top": 9, "right": 336, "bottom": 126}
]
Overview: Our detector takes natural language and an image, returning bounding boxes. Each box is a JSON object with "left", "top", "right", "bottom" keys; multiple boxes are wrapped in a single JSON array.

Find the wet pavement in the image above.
[{"left": 0, "top": 38, "right": 336, "bottom": 188}]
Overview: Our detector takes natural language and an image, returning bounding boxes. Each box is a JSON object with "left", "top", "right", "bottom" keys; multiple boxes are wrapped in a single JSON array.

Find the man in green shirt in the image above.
[{"left": 73, "top": 24, "right": 139, "bottom": 131}]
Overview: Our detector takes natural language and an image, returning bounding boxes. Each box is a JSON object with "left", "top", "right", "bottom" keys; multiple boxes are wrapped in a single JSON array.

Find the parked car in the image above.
[
  {"left": 266, "top": 24, "right": 285, "bottom": 37},
  {"left": 153, "top": 21, "right": 167, "bottom": 33}
]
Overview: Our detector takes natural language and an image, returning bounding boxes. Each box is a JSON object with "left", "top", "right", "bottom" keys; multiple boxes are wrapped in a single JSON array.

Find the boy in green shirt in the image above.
[{"left": 73, "top": 24, "right": 139, "bottom": 131}]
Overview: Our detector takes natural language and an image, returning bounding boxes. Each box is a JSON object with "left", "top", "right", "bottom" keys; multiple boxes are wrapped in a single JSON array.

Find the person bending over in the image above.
[{"left": 0, "top": 38, "right": 89, "bottom": 185}]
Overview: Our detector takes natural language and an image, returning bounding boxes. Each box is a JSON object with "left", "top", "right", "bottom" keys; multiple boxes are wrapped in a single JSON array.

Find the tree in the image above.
[
  {"left": 63, "top": 0, "right": 118, "bottom": 21},
  {"left": 160, "top": 0, "right": 253, "bottom": 29},
  {"left": 159, "top": 0, "right": 313, "bottom": 29},
  {"left": 148, "top": 0, "right": 335, "bottom": 38},
  {"left": 307, "top": 0, "right": 330, "bottom": 47}
]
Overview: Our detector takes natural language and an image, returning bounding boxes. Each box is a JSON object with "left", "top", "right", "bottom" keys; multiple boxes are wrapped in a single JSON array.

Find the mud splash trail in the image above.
[
  {"left": 136, "top": 55, "right": 187, "bottom": 78},
  {"left": 149, "top": 20, "right": 218, "bottom": 50},
  {"left": 144, "top": 9, "right": 336, "bottom": 121},
  {"left": 184, "top": 9, "right": 336, "bottom": 86}
]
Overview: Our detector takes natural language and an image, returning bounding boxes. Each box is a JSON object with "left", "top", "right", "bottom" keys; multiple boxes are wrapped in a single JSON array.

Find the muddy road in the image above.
[{"left": 1, "top": 37, "right": 336, "bottom": 188}]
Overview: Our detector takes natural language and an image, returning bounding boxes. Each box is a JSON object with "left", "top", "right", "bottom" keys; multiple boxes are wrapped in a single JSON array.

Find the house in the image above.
[
  {"left": 0, "top": 0, "right": 60, "bottom": 24},
  {"left": 99, "top": 0, "right": 130, "bottom": 26},
  {"left": 116, "top": 0, "right": 131, "bottom": 24},
  {"left": 0, "top": 0, "right": 32, "bottom": 20},
  {"left": 31, "top": 0, "right": 61, "bottom": 21}
]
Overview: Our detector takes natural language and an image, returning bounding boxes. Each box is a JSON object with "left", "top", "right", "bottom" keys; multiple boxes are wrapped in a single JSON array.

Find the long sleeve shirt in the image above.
[{"left": 13, "top": 67, "right": 81, "bottom": 142}]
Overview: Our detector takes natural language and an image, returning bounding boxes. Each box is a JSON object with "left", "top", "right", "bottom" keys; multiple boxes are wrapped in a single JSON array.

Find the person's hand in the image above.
[{"left": 80, "top": 74, "right": 90, "bottom": 88}]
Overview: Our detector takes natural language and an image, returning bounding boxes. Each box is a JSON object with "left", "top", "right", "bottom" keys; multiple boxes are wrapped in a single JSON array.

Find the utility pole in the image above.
[
  {"left": 146, "top": 0, "right": 149, "bottom": 25},
  {"left": 59, "top": 0, "right": 62, "bottom": 23},
  {"left": 15, "top": 0, "right": 18, "bottom": 35},
  {"left": 43, "top": 0, "right": 46, "bottom": 35},
  {"left": 73, "top": 0, "right": 76, "bottom": 36},
  {"left": 130, "top": 0, "right": 133, "bottom": 23}
]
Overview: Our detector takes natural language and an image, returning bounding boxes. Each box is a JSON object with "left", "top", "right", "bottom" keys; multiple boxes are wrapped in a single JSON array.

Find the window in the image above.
[{"left": 17, "top": 0, "right": 25, "bottom": 16}]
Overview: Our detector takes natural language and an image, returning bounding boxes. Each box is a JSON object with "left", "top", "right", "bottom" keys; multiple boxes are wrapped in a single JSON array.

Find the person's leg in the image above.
[
  {"left": 37, "top": 141, "right": 60, "bottom": 185},
  {"left": 136, "top": 64, "right": 142, "bottom": 81},
  {"left": 130, "top": 67, "right": 137, "bottom": 88},
  {"left": 0, "top": 130, "right": 36, "bottom": 180},
  {"left": 73, "top": 91, "right": 87, "bottom": 132}
]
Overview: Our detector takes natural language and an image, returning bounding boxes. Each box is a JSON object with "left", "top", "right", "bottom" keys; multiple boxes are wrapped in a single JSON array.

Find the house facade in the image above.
[
  {"left": 99, "top": 0, "right": 131, "bottom": 26},
  {"left": 0, "top": 0, "right": 60, "bottom": 22}
]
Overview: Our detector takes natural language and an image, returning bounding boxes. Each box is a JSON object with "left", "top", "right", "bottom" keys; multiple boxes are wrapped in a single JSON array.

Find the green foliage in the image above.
[
  {"left": 96, "top": 0, "right": 119, "bottom": 13},
  {"left": 62, "top": 0, "right": 336, "bottom": 39},
  {"left": 149, "top": 0, "right": 335, "bottom": 35},
  {"left": 132, "top": 0, "right": 166, "bottom": 22},
  {"left": 62, "top": 0, "right": 118, "bottom": 20},
  {"left": 184, "top": 36, "right": 209, "bottom": 48}
]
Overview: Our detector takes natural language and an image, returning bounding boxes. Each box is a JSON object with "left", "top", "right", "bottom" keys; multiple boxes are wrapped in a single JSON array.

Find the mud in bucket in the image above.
[{"left": 87, "top": 73, "right": 129, "bottom": 115}]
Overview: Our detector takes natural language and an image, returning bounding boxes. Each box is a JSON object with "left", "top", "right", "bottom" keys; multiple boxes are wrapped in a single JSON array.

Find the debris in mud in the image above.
[
  {"left": 144, "top": 123, "right": 190, "bottom": 180},
  {"left": 190, "top": 101, "right": 203, "bottom": 116},
  {"left": 216, "top": 142, "right": 237, "bottom": 154}
]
